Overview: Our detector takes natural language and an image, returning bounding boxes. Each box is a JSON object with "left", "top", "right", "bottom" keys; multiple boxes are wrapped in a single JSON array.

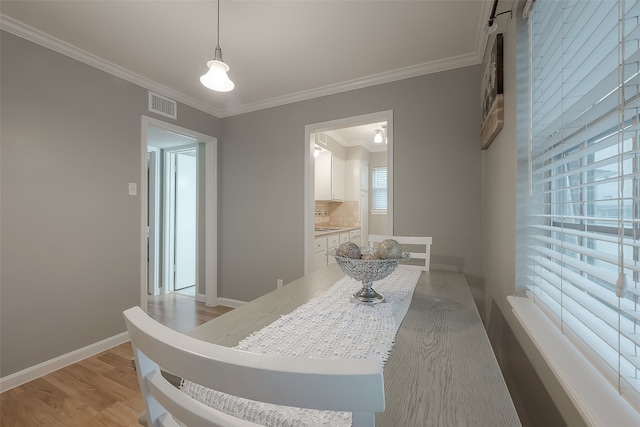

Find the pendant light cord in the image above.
[
  {"left": 214, "top": 0, "right": 223, "bottom": 61},
  {"left": 200, "top": 0, "right": 234, "bottom": 91}
]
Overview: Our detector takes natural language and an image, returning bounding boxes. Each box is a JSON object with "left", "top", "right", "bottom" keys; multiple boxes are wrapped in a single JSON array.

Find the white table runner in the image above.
[{"left": 180, "top": 267, "right": 421, "bottom": 427}]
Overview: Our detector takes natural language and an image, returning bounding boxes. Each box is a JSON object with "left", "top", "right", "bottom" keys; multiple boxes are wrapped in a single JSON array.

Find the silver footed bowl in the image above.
[{"left": 329, "top": 247, "right": 410, "bottom": 304}]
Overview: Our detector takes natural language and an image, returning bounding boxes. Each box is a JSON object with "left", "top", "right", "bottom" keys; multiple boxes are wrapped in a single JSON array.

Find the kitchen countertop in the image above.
[{"left": 314, "top": 226, "right": 360, "bottom": 237}]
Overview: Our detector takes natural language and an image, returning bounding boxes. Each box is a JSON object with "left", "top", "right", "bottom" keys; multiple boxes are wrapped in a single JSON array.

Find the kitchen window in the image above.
[
  {"left": 522, "top": 0, "right": 640, "bottom": 415},
  {"left": 371, "top": 167, "right": 387, "bottom": 212}
]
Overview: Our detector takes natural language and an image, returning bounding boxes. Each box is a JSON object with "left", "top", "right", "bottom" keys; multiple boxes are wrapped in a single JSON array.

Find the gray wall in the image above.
[
  {"left": 219, "top": 66, "right": 483, "bottom": 302},
  {"left": 1, "top": 8, "right": 599, "bottom": 422},
  {"left": 1, "top": 29, "right": 483, "bottom": 378},
  {"left": 481, "top": 3, "right": 579, "bottom": 425},
  {"left": 0, "top": 31, "right": 221, "bottom": 377}
]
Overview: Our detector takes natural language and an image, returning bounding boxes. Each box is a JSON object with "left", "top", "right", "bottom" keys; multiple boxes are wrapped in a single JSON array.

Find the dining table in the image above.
[{"left": 186, "top": 264, "right": 521, "bottom": 426}]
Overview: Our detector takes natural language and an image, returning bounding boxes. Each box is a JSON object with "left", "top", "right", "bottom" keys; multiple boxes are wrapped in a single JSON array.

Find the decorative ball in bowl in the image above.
[{"left": 329, "top": 240, "right": 410, "bottom": 304}]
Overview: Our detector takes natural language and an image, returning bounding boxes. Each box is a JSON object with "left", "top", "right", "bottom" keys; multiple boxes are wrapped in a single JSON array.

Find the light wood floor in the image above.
[
  {"left": 0, "top": 293, "right": 233, "bottom": 426},
  {"left": 146, "top": 290, "right": 234, "bottom": 333}
]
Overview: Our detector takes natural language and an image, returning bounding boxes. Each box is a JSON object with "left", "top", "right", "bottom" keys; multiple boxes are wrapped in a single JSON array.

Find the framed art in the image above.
[{"left": 481, "top": 33, "right": 504, "bottom": 150}]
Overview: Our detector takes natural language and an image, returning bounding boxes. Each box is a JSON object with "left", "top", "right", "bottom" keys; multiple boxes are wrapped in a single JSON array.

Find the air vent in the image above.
[
  {"left": 316, "top": 132, "right": 327, "bottom": 146},
  {"left": 148, "top": 91, "right": 177, "bottom": 119}
]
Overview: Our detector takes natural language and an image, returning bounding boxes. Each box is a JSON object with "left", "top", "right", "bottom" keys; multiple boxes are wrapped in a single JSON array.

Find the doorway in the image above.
[
  {"left": 140, "top": 116, "right": 218, "bottom": 311},
  {"left": 166, "top": 147, "right": 197, "bottom": 293},
  {"left": 304, "top": 110, "right": 394, "bottom": 275}
]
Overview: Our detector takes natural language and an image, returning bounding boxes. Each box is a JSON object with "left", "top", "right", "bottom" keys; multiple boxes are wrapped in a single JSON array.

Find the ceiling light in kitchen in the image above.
[{"left": 374, "top": 129, "right": 384, "bottom": 144}]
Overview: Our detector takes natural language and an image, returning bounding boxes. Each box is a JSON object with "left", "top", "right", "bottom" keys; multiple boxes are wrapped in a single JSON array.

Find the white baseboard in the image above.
[
  {"left": 216, "top": 297, "right": 246, "bottom": 308},
  {"left": 0, "top": 332, "right": 130, "bottom": 393}
]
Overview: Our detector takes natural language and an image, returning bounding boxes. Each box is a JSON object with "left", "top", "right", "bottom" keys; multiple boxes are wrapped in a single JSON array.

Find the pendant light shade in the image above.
[
  {"left": 200, "top": 55, "right": 234, "bottom": 92},
  {"left": 374, "top": 129, "right": 384, "bottom": 144},
  {"left": 201, "top": 0, "right": 234, "bottom": 92}
]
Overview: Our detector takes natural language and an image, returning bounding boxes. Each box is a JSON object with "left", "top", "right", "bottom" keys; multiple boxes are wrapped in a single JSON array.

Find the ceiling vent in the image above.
[
  {"left": 148, "top": 91, "right": 177, "bottom": 119},
  {"left": 316, "top": 132, "right": 327, "bottom": 146}
]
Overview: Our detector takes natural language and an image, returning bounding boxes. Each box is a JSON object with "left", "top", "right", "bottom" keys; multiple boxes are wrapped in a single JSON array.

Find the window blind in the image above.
[
  {"left": 371, "top": 167, "right": 387, "bottom": 211},
  {"left": 527, "top": 0, "right": 640, "bottom": 410}
]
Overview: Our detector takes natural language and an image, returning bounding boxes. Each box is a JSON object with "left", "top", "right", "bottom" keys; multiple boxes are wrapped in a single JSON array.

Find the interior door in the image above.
[{"left": 174, "top": 150, "right": 197, "bottom": 290}]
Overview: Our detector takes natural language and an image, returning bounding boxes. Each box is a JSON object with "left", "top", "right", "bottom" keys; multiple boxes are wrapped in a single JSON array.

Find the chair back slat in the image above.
[
  {"left": 124, "top": 306, "right": 385, "bottom": 427},
  {"left": 368, "top": 235, "right": 432, "bottom": 271}
]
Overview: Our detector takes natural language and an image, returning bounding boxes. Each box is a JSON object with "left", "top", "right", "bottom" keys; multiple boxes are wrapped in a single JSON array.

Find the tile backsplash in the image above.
[{"left": 315, "top": 201, "right": 360, "bottom": 227}]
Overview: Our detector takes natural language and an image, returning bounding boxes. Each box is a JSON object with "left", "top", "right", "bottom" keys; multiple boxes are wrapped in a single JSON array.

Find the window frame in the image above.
[
  {"left": 371, "top": 166, "right": 388, "bottom": 213},
  {"left": 515, "top": 0, "right": 640, "bottom": 422}
]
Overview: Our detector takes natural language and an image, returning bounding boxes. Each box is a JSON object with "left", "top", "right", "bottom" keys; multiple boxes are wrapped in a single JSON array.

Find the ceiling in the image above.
[
  {"left": 0, "top": 1, "right": 495, "bottom": 120},
  {"left": 328, "top": 121, "right": 388, "bottom": 153},
  {"left": 148, "top": 126, "right": 198, "bottom": 150}
]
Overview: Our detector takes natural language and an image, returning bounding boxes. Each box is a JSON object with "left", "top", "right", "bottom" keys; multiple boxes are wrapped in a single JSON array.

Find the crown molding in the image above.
[
  {"left": 2, "top": 13, "right": 487, "bottom": 120},
  {"left": 219, "top": 51, "right": 482, "bottom": 117},
  {"left": 0, "top": 15, "right": 224, "bottom": 118},
  {"left": 325, "top": 130, "right": 347, "bottom": 145}
]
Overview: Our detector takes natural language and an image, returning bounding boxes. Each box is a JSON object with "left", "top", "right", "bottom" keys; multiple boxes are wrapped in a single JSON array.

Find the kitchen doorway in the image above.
[
  {"left": 140, "top": 116, "right": 218, "bottom": 311},
  {"left": 304, "top": 110, "right": 394, "bottom": 275}
]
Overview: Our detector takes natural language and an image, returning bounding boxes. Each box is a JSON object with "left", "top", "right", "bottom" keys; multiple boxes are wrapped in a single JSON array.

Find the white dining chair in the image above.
[
  {"left": 368, "top": 235, "right": 433, "bottom": 271},
  {"left": 123, "top": 306, "right": 385, "bottom": 427}
]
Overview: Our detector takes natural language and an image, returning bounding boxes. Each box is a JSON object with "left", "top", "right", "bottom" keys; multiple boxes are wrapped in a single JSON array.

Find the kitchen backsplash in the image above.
[{"left": 315, "top": 201, "right": 360, "bottom": 227}]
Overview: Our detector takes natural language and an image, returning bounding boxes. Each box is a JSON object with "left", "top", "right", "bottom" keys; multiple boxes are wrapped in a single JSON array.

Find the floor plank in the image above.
[
  {"left": 0, "top": 294, "right": 232, "bottom": 426},
  {"left": 147, "top": 292, "right": 234, "bottom": 333}
]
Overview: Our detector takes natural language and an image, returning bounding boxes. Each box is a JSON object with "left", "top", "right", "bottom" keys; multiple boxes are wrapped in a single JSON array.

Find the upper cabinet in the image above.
[{"left": 315, "top": 152, "right": 345, "bottom": 201}]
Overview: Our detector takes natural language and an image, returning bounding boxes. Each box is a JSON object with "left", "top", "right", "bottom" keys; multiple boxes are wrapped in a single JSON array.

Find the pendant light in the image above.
[
  {"left": 200, "top": 0, "right": 234, "bottom": 92},
  {"left": 374, "top": 129, "right": 384, "bottom": 144}
]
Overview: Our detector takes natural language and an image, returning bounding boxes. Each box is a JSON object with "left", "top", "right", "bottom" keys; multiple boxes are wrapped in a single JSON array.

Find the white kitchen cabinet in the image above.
[
  {"left": 313, "top": 237, "right": 328, "bottom": 271},
  {"left": 328, "top": 234, "right": 340, "bottom": 249},
  {"left": 349, "top": 229, "right": 361, "bottom": 246},
  {"left": 315, "top": 152, "right": 345, "bottom": 201},
  {"left": 314, "top": 232, "right": 352, "bottom": 269},
  {"left": 332, "top": 157, "right": 345, "bottom": 200},
  {"left": 339, "top": 232, "right": 349, "bottom": 245},
  {"left": 327, "top": 234, "right": 340, "bottom": 264}
]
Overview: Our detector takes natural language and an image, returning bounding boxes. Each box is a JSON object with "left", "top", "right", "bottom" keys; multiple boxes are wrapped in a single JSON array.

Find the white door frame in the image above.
[
  {"left": 140, "top": 116, "right": 218, "bottom": 310},
  {"left": 147, "top": 147, "right": 160, "bottom": 295},
  {"left": 303, "top": 110, "right": 394, "bottom": 275}
]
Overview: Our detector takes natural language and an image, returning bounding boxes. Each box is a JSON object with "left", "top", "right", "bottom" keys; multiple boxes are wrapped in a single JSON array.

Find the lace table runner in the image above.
[{"left": 180, "top": 267, "right": 421, "bottom": 427}]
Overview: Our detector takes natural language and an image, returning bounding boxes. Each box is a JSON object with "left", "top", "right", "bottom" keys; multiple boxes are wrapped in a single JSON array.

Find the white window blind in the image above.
[
  {"left": 371, "top": 167, "right": 387, "bottom": 211},
  {"left": 527, "top": 0, "right": 640, "bottom": 410}
]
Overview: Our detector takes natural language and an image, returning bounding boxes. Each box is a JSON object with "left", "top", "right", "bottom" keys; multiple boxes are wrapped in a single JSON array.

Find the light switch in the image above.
[{"left": 128, "top": 182, "right": 137, "bottom": 196}]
